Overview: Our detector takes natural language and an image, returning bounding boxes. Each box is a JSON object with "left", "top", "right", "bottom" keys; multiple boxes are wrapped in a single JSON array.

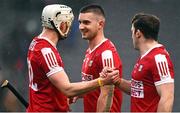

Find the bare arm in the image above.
[
  {"left": 115, "top": 78, "right": 131, "bottom": 95},
  {"left": 96, "top": 85, "right": 114, "bottom": 112},
  {"left": 49, "top": 70, "right": 118, "bottom": 98},
  {"left": 156, "top": 83, "right": 174, "bottom": 112}
]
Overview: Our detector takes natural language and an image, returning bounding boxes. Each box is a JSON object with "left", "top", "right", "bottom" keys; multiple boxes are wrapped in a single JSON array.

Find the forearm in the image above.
[
  {"left": 157, "top": 94, "right": 174, "bottom": 112},
  {"left": 97, "top": 93, "right": 108, "bottom": 112},
  {"left": 49, "top": 69, "right": 118, "bottom": 98},
  {"left": 116, "top": 78, "right": 131, "bottom": 95},
  {"left": 49, "top": 71, "right": 102, "bottom": 98},
  {"left": 97, "top": 85, "right": 114, "bottom": 112},
  {"left": 63, "top": 79, "right": 100, "bottom": 97}
]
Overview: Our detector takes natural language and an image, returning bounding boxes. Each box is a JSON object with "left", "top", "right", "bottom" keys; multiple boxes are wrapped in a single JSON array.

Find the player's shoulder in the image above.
[
  {"left": 104, "top": 39, "right": 119, "bottom": 54},
  {"left": 104, "top": 38, "right": 114, "bottom": 46},
  {"left": 91, "top": 39, "right": 117, "bottom": 57},
  {"left": 145, "top": 45, "right": 170, "bottom": 64},
  {"left": 101, "top": 39, "right": 116, "bottom": 50},
  {"left": 151, "top": 45, "right": 169, "bottom": 57},
  {"left": 30, "top": 37, "right": 52, "bottom": 51}
]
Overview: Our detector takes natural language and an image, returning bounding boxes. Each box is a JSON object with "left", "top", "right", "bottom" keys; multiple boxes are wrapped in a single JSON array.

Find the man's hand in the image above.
[
  {"left": 100, "top": 67, "right": 131, "bottom": 95},
  {"left": 99, "top": 67, "right": 120, "bottom": 86},
  {"left": 99, "top": 67, "right": 113, "bottom": 78},
  {"left": 112, "top": 73, "right": 122, "bottom": 86}
]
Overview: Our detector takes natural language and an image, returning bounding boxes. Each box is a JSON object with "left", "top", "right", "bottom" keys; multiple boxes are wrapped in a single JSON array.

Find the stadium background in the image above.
[{"left": 0, "top": 0, "right": 179, "bottom": 111}]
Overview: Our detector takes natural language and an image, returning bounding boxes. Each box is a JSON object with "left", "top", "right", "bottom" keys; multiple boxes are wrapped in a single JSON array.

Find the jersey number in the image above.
[{"left": 27, "top": 59, "right": 38, "bottom": 91}]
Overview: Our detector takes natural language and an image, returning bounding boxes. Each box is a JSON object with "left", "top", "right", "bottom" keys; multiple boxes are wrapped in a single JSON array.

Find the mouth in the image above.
[
  {"left": 81, "top": 32, "right": 88, "bottom": 39},
  {"left": 80, "top": 30, "right": 88, "bottom": 36}
]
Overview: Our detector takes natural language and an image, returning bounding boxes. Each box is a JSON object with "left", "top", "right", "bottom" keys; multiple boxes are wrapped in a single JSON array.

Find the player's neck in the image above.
[
  {"left": 88, "top": 32, "right": 105, "bottom": 50},
  {"left": 40, "top": 28, "right": 59, "bottom": 46},
  {"left": 139, "top": 39, "right": 158, "bottom": 56}
]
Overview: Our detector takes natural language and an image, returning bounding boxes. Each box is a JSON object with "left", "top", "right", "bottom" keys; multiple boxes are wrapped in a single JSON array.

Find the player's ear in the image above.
[
  {"left": 59, "top": 22, "right": 68, "bottom": 34},
  {"left": 136, "top": 29, "right": 141, "bottom": 38},
  {"left": 98, "top": 20, "right": 105, "bottom": 30}
]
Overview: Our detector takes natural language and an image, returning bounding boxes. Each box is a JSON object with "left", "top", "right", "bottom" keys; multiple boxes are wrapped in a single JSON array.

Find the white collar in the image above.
[{"left": 89, "top": 38, "right": 107, "bottom": 54}]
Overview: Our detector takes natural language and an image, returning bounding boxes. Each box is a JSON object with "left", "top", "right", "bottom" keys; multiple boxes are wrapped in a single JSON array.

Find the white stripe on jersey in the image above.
[
  {"left": 41, "top": 48, "right": 59, "bottom": 69},
  {"left": 154, "top": 54, "right": 174, "bottom": 86},
  {"left": 102, "top": 50, "right": 114, "bottom": 68},
  {"left": 41, "top": 48, "right": 63, "bottom": 77},
  {"left": 46, "top": 66, "right": 63, "bottom": 77}
]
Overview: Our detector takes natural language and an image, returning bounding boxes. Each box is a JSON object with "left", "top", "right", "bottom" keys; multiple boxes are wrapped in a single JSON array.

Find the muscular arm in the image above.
[
  {"left": 96, "top": 85, "right": 114, "bottom": 112},
  {"left": 49, "top": 70, "right": 118, "bottom": 98},
  {"left": 49, "top": 70, "right": 99, "bottom": 98},
  {"left": 156, "top": 83, "right": 174, "bottom": 112}
]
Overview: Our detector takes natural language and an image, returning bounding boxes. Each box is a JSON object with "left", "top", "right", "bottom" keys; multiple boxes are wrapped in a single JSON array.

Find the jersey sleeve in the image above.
[
  {"left": 101, "top": 49, "right": 122, "bottom": 76},
  {"left": 102, "top": 50, "right": 114, "bottom": 68},
  {"left": 152, "top": 54, "right": 174, "bottom": 86},
  {"left": 40, "top": 47, "right": 63, "bottom": 77}
]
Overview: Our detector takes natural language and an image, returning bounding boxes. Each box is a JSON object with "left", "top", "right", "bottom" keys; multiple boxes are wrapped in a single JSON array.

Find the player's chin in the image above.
[{"left": 82, "top": 36, "right": 88, "bottom": 40}]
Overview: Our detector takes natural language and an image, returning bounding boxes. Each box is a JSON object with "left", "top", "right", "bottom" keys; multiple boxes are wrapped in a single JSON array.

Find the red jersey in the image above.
[
  {"left": 26, "top": 36, "right": 69, "bottom": 112},
  {"left": 81, "top": 39, "right": 123, "bottom": 112},
  {"left": 131, "top": 44, "right": 174, "bottom": 112}
]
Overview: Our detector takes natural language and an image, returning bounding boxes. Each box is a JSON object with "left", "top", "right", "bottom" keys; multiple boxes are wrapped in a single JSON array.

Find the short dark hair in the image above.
[
  {"left": 131, "top": 13, "right": 160, "bottom": 41},
  {"left": 80, "top": 4, "right": 105, "bottom": 18}
]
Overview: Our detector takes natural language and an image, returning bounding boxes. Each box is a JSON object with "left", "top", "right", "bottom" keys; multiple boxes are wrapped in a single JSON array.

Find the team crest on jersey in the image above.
[
  {"left": 138, "top": 64, "right": 143, "bottom": 71},
  {"left": 88, "top": 60, "right": 93, "bottom": 67}
]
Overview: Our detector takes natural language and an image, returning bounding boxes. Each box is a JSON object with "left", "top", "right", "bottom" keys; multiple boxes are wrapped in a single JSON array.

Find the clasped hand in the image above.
[{"left": 99, "top": 67, "right": 121, "bottom": 85}]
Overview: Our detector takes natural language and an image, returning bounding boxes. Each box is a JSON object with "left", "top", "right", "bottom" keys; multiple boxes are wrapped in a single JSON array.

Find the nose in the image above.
[{"left": 79, "top": 23, "right": 85, "bottom": 30}]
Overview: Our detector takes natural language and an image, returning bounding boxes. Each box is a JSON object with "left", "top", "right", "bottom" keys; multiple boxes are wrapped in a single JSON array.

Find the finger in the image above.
[
  {"left": 102, "top": 66, "right": 108, "bottom": 73},
  {"left": 106, "top": 67, "right": 113, "bottom": 72},
  {"left": 102, "top": 66, "right": 113, "bottom": 73},
  {"left": 99, "top": 72, "right": 107, "bottom": 78},
  {"left": 72, "top": 96, "right": 79, "bottom": 103},
  {"left": 108, "top": 70, "right": 119, "bottom": 76},
  {"left": 113, "top": 75, "right": 120, "bottom": 83},
  {"left": 72, "top": 98, "right": 76, "bottom": 103},
  {"left": 112, "top": 67, "right": 118, "bottom": 70}
]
